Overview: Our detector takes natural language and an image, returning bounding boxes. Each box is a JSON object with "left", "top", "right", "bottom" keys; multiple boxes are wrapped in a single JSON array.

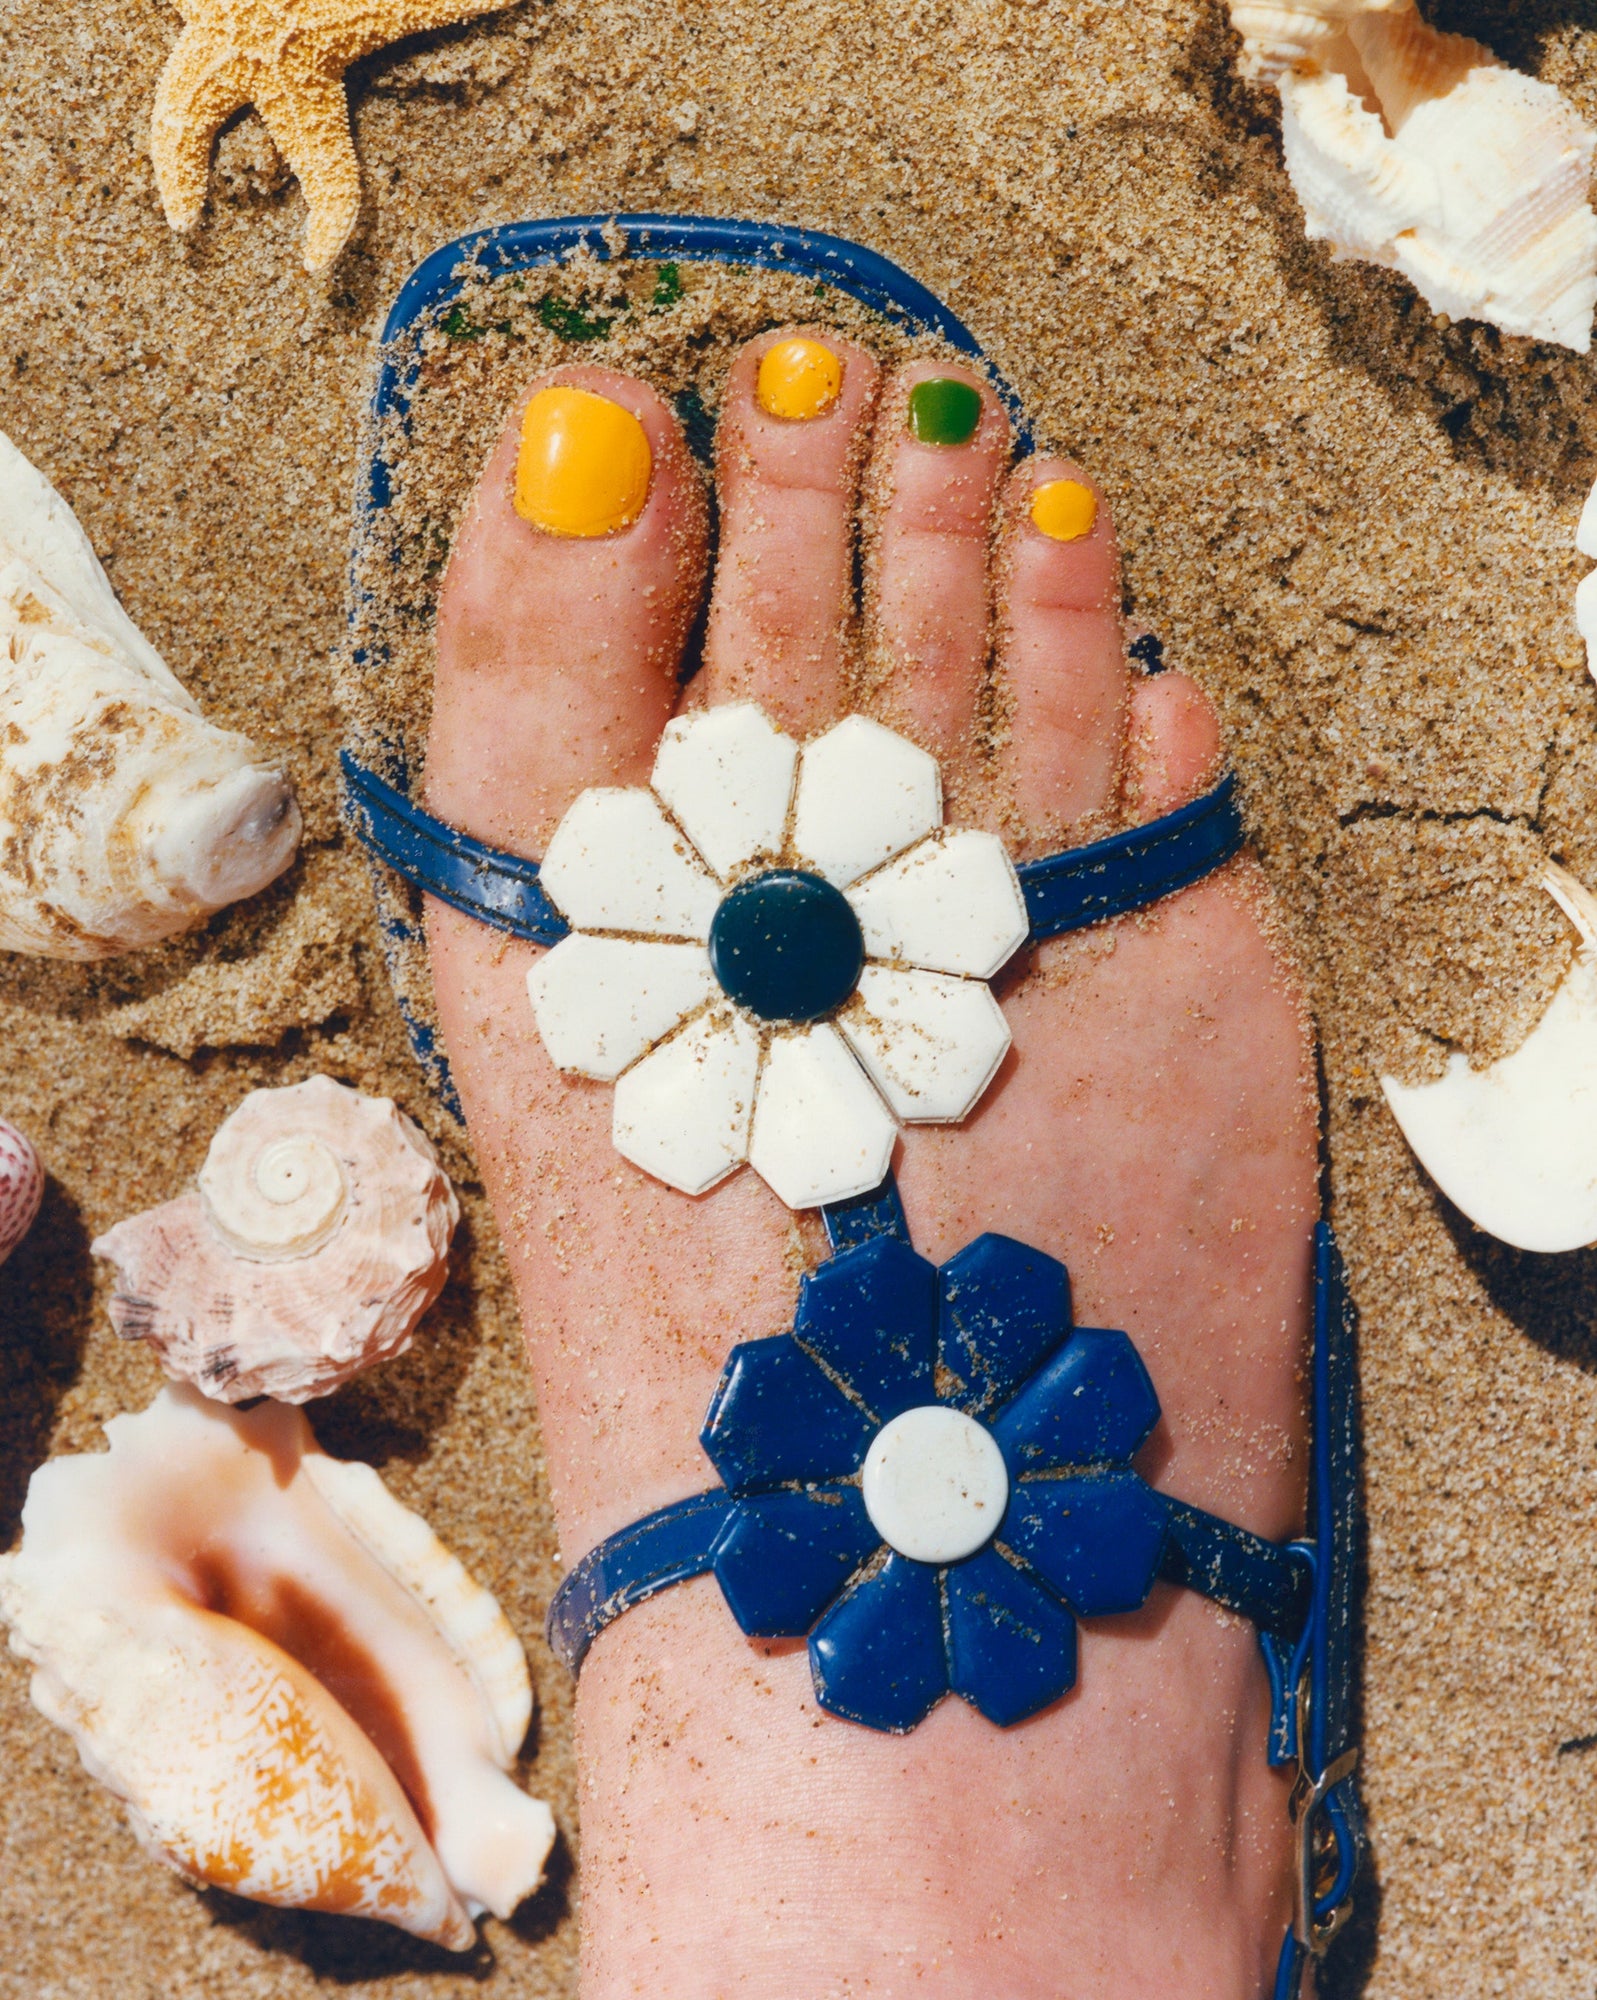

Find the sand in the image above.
[{"left": 4, "top": 0, "right": 1597, "bottom": 1994}]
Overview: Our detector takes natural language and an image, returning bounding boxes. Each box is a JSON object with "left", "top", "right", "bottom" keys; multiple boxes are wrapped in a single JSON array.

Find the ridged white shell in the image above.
[
  {"left": 1242, "top": 3, "right": 1597, "bottom": 352},
  {"left": 0, "top": 1385, "right": 554, "bottom": 1948},
  {"left": 0, "top": 1115, "right": 43, "bottom": 1267},
  {"left": 1381, "top": 866, "right": 1597, "bottom": 1252},
  {"left": 93, "top": 1076, "right": 460, "bottom": 1403},
  {"left": 1229, "top": 0, "right": 1407, "bottom": 85},
  {"left": 0, "top": 428, "right": 302, "bottom": 958}
]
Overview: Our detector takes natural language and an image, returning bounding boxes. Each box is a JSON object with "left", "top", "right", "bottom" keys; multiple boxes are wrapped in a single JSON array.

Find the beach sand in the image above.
[{"left": 4, "top": 1, "right": 1597, "bottom": 1993}]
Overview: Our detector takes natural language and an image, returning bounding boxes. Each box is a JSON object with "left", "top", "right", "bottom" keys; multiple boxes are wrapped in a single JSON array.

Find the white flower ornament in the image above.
[{"left": 528, "top": 704, "right": 1029, "bottom": 1210}]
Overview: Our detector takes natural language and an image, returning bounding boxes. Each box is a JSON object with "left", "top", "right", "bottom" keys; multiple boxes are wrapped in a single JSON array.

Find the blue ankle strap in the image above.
[{"left": 341, "top": 751, "right": 1244, "bottom": 949}]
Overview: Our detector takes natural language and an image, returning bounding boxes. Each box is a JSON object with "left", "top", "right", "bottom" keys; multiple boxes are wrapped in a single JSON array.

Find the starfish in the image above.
[{"left": 150, "top": 0, "right": 510, "bottom": 271}]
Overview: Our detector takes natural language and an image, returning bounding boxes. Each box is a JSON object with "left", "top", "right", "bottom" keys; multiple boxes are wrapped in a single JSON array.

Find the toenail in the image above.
[
  {"left": 514, "top": 384, "right": 652, "bottom": 537},
  {"left": 756, "top": 338, "right": 843, "bottom": 421},
  {"left": 907, "top": 377, "right": 982, "bottom": 446},
  {"left": 1029, "top": 477, "right": 1098, "bottom": 543}
]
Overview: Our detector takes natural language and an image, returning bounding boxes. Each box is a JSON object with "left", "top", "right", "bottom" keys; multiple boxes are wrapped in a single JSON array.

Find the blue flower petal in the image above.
[
  {"left": 1001, "top": 1469, "right": 1169, "bottom": 1617},
  {"left": 945, "top": 1545, "right": 1078, "bottom": 1727},
  {"left": 810, "top": 1554, "right": 948, "bottom": 1732},
  {"left": 990, "top": 1328, "right": 1161, "bottom": 1475},
  {"left": 701, "top": 1336, "right": 875, "bottom": 1495},
  {"left": 938, "top": 1234, "right": 1071, "bottom": 1416},
  {"left": 711, "top": 1488, "right": 881, "bottom": 1637},
  {"left": 794, "top": 1236, "right": 938, "bottom": 1422}
]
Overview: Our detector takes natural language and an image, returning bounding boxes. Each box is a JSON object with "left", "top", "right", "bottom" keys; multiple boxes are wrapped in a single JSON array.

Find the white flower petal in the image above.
[
  {"left": 747, "top": 1025, "right": 897, "bottom": 1209},
  {"left": 527, "top": 935, "right": 714, "bottom": 1082},
  {"left": 847, "top": 829, "right": 1028, "bottom": 978},
  {"left": 791, "top": 715, "right": 941, "bottom": 888},
  {"left": 839, "top": 966, "right": 1011, "bottom": 1123},
  {"left": 540, "top": 789, "right": 720, "bottom": 938},
  {"left": 652, "top": 703, "right": 799, "bottom": 879},
  {"left": 612, "top": 1010, "right": 760, "bottom": 1196}
]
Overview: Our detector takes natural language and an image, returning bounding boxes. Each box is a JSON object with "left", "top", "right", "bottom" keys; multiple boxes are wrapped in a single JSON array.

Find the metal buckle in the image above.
[{"left": 1288, "top": 1674, "right": 1359, "bottom": 1954}]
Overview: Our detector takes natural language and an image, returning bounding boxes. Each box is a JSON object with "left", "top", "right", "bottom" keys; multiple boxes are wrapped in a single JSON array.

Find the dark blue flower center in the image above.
[{"left": 708, "top": 869, "right": 865, "bottom": 1024}]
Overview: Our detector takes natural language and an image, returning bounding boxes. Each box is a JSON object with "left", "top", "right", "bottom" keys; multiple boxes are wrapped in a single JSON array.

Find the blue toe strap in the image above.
[{"left": 340, "top": 751, "right": 1244, "bottom": 950}]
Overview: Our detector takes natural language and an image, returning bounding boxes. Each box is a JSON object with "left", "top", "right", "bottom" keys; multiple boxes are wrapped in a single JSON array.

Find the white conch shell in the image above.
[
  {"left": 1229, "top": 0, "right": 1407, "bottom": 85},
  {"left": 93, "top": 1076, "right": 461, "bottom": 1403},
  {"left": 1381, "top": 865, "right": 1597, "bottom": 1252},
  {"left": 0, "top": 1115, "right": 43, "bottom": 1267},
  {"left": 0, "top": 1384, "right": 554, "bottom": 1948},
  {"left": 0, "top": 427, "right": 303, "bottom": 958},
  {"left": 1239, "top": 3, "right": 1597, "bottom": 352}
]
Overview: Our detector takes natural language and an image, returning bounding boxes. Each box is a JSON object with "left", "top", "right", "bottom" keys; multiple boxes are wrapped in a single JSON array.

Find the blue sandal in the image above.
[{"left": 341, "top": 215, "right": 1364, "bottom": 2000}]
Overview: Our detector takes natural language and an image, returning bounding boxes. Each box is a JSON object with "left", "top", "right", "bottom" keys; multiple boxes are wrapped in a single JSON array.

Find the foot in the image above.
[{"left": 425, "top": 334, "right": 1318, "bottom": 1998}]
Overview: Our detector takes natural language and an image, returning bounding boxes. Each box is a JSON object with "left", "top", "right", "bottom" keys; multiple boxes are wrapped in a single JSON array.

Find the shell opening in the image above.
[{"left": 200, "top": 1130, "right": 349, "bottom": 1261}]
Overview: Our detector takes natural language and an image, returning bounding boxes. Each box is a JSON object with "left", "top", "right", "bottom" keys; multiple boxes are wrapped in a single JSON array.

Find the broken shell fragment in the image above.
[
  {"left": 0, "top": 1116, "right": 44, "bottom": 1268},
  {"left": 93, "top": 1075, "right": 460, "bottom": 1403},
  {"left": 1576, "top": 474, "right": 1597, "bottom": 683},
  {"left": 0, "top": 427, "right": 302, "bottom": 958},
  {"left": 0, "top": 1384, "right": 554, "bottom": 1947},
  {"left": 1232, "top": 2, "right": 1597, "bottom": 352},
  {"left": 1381, "top": 866, "right": 1597, "bottom": 1252}
]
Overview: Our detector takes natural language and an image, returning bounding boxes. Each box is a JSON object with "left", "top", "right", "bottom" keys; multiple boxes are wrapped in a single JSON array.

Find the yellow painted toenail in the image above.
[
  {"left": 757, "top": 338, "right": 843, "bottom": 421},
  {"left": 1029, "top": 478, "right": 1098, "bottom": 543},
  {"left": 515, "top": 385, "right": 652, "bottom": 537}
]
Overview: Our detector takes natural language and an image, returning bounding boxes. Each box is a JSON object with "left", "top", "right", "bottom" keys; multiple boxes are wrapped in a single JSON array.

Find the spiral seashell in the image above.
[
  {"left": 0, "top": 1116, "right": 44, "bottom": 1268},
  {"left": 1230, "top": 1, "right": 1597, "bottom": 352},
  {"left": 0, "top": 427, "right": 302, "bottom": 958},
  {"left": 0, "top": 1384, "right": 555, "bottom": 1948},
  {"left": 93, "top": 1075, "right": 461, "bottom": 1403}
]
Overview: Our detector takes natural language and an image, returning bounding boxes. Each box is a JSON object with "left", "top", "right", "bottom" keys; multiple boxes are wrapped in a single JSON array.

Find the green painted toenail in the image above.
[{"left": 907, "top": 378, "right": 982, "bottom": 446}]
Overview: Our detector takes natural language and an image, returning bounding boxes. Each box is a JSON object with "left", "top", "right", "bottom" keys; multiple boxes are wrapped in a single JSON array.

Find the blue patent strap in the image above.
[
  {"left": 341, "top": 751, "right": 569, "bottom": 944},
  {"left": 1159, "top": 1501, "right": 1309, "bottom": 1640},
  {"left": 821, "top": 1176, "right": 911, "bottom": 1252},
  {"left": 546, "top": 1489, "right": 735, "bottom": 1674},
  {"left": 1015, "top": 772, "right": 1244, "bottom": 941},
  {"left": 341, "top": 752, "right": 1241, "bottom": 951}
]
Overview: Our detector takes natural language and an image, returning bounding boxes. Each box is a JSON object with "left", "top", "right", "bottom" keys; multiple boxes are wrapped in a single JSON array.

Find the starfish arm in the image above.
[
  {"left": 253, "top": 67, "right": 361, "bottom": 272},
  {"left": 294, "top": 0, "right": 512, "bottom": 60},
  {"left": 149, "top": 26, "right": 254, "bottom": 233}
]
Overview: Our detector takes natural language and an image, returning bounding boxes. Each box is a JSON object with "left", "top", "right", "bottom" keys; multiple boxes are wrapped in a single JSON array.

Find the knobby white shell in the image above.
[
  {"left": 0, "top": 427, "right": 302, "bottom": 958},
  {"left": 1232, "top": 2, "right": 1597, "bottom": 352},
  {"left": 1381, "top": 865, "right": 1597, "bottom": 1252},
  {"left": 0, "top": 1384, "right": 554, "bottom": 1949},
  {"left": 0, "top": 1115, "right": 44, "bottom": 1268},
  {"left": 93, "top": 1076, "right": 460, "bottom": 1403}
]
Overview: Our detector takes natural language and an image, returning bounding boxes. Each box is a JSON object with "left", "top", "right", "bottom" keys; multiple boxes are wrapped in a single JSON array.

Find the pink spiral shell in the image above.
[{"left": 0, "top": 1117, "right": 43, "bottom": 1267}]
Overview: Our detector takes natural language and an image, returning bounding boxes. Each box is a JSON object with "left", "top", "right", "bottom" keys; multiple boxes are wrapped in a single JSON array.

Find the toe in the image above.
[
  {"left": 1124, "top": 669, "right": 1225, "bottom": 825},
  {"left": 860, "top": 360, "right": 1011, "bottom": 782},
  {"left": 696, "top": 326, "right": 880, "bottom": 733},
  {"left": 993, "top": 457, "right": 1128, "bottom": 854},
  {"left": 427, "top": 363, "right": 709, "bottom": 855}
]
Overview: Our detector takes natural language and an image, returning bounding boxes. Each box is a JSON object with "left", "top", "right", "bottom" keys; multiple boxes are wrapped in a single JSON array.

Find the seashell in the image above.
[
  {"left": 1228, "top": 0, "right": 1407, "bottom": 86},
  {"left": 93, "top": 1075, "right": 460, "bottom": 1403},
  {"left": 1381, "top": 865, "right": 1597, "bottom": 1252},
  {"left": 1249, "top": 4, "right": 1597, "bottom": 352},
  {"left": 0, "top": 427, "right": 302, "bottom": 958},
  {"left": 0, "top": 1383, "right": 555, "bottom": 1947},
  {"left": 0, "top": 1115, "right": 44, "bottom": 1268}
]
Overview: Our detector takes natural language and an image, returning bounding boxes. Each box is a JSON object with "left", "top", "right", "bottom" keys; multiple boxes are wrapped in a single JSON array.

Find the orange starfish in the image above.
[{"left": 151, "top": 0, "right": 510, "bottom": 271}]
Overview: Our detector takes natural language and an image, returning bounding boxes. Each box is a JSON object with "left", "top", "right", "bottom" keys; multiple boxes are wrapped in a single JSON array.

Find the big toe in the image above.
[{"left": 427, "top": 363, "right": 709, "bottom": 856}]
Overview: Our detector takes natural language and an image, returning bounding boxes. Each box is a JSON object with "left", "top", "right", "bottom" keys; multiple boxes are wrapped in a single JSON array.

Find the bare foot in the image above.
[{"left": 425, "top": 335, "right": 1318, "bottom": 1998}]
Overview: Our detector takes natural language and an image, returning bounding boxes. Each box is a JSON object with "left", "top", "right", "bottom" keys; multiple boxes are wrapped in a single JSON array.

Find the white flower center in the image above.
[{"left": 860, "top": 1405, "right": 1009, "bottom": 1565}]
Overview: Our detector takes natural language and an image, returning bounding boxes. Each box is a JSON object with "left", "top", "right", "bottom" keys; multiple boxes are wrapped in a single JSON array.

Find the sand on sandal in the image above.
[{"left": 5, "top": 1, "right": 1597, "bottom": 1994}]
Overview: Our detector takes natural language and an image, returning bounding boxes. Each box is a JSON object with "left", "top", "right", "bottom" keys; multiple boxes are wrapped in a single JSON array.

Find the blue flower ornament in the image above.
[{"left": 700, "top": 1232, "right": 1170, "bottom": 1732}]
